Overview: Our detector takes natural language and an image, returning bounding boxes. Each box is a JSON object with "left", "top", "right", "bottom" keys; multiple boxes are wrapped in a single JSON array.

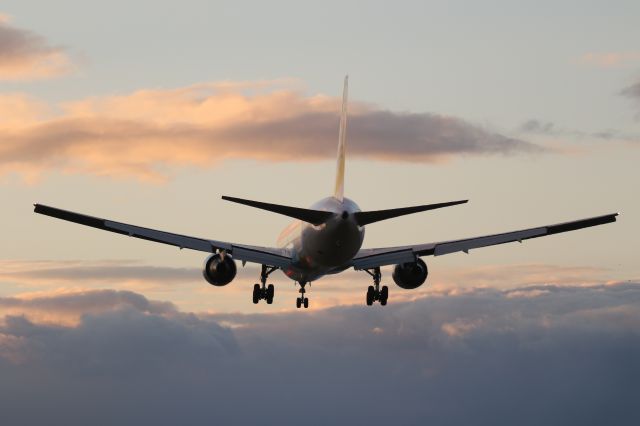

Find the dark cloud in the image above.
[
  {"left": 621, "top": 80, "right": 640, "bottom": 100},
  {"left": 1, "top": 283, "right": 639, "bottom": 425},
  {"left": 621, "top": 79, "right": 640, "bottom": 120},
  {"left": 218, "top": 110, "right": 540, "bottom": 161},
  {"left": 0, "top": 16, "right": 71, "bottom": 79},
  {"left": 518, "top": 118, "right": 640, "bottom": 143},
  {"left": 518, "top": 119, "right": 557, "bottom": 135}
]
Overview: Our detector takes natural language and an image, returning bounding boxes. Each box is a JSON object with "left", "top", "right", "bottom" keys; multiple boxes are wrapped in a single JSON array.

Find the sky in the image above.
[{"left": 1, "top": 1, "right": 639, "bottom": 424}]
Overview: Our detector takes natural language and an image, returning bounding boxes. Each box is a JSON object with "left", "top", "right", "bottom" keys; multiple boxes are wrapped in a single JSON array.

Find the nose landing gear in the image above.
[
  {"left": 253, "top": 264, "right": 277, "bottom": 304},
  {"left": 364, "top": 267, "right": 388, "bottom": 306}
]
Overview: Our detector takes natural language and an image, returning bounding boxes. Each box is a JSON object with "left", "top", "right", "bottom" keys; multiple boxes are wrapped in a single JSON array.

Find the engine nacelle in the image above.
[
  {"left": 392, "top": 258, "right": 428, "bottom": 289},
  {"left": 202, "top": 253, "right": 237, "bottom": 286}
]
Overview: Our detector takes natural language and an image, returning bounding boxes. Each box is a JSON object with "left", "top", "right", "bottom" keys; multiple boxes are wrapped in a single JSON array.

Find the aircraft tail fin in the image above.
[{"left": 334, "top": 75, "right": 348, "bottom": 202}]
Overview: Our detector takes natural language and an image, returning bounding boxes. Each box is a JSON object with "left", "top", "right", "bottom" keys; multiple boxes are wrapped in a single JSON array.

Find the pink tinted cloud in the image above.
[
  {"left": 0, "top": 82, "right": 539, "bottom": 182},
  {"left": 0, "top": 14, "right": 73, "bottom": 80},
  {"left": 578, "top": 51, "right": 640, "bottom": 68}
]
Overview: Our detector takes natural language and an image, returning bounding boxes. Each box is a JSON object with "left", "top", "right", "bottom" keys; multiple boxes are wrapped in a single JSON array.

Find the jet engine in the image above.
[
  {"left": 392, "top": 258, "right": 428, "bottom": 289},
  {"left": 202, "top": 253, "right": 237, "bottom": 286}
]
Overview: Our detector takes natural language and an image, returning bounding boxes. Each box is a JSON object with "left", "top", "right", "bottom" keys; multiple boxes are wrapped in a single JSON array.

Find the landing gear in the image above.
[
  {"left": 296, "top": 282, "right": 310, "bottom": 309},
  {"left": 253, "top": 265, "right": 277, "bottom": 304},
  {"left": 364, "top": 267, "right": 389, "bottom": 306}
]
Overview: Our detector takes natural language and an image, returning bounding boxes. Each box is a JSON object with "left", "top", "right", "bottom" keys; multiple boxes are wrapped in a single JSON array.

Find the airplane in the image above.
[{"left": 34, "top": 76, "right": 619, "bottom": 309}]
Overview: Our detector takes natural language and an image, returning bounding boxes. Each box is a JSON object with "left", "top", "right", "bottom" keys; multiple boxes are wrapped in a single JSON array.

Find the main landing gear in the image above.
[
  {"left": 364, "top": 267, "right": 388, "bottom": 306},
  {"left": 296, "top": 282, "right": 309, "bottom": 309},
  {"left": 253, "top": 264, "right": 277, "bottom": 304}
]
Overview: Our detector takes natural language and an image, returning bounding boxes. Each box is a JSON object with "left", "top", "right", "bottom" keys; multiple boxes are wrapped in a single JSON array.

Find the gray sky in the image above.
[{"left": 1, "top": 2, "right": 639, "bottom": 423}]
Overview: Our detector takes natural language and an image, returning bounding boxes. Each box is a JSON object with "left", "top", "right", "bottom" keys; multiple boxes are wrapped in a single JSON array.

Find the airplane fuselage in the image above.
[{"left": 277, "top": 196, "right": 365, "bottom": 283}]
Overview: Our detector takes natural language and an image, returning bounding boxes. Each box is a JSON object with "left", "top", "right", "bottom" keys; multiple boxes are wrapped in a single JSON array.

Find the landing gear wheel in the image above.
[
  {"left": 266, "top": 284, "right": 275, "bottom": 304},
  {"left": 296, "top": 282, "right": 310, "bottom": 309},
  {"left": 252, "top": 284, "right": 260, "bottom": 304},
  {"left": 380, "top": 285, "right": 388, "bottom": 306},
  {"left": 364, "top": 268, "right": 389, "bottom": 306},
  {"left": 366, "top": 286, "right": 374, "bottom": 306},
  {"left": 253, "top": 265, "right": 278, "bottom": 305}
]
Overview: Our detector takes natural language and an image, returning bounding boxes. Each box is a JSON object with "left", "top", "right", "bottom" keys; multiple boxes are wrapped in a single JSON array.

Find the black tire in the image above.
[
  {"left": 252, "top": 284, "right": 260, "bottom": 304},
  {"left": 303, "top": 298, "right": 309, "bottom": 309},
  {"left": 266, "top": 284, "right": 274, "bottom": 304},
  {"left": 380, "top": 286, "right": 389, "bottom": 305},
  {"left": 366, "top": 286, "right": 374, "bottom": 306},
  {"left": 296, "top": 298, "right": 302, "bottom": 308}
]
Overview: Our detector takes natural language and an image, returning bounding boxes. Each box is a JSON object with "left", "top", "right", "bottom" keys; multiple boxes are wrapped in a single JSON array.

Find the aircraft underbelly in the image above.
[
  {"left": 280, "top": 197, "right": 364, "bottom": 283},
  {"left": 285, "top": 221, "right": 364, "bottom": 282}
]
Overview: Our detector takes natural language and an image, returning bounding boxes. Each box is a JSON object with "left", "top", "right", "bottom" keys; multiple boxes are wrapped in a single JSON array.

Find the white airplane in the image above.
[{"left": 34, "top": 76, "right": 618, "bottom": 309}]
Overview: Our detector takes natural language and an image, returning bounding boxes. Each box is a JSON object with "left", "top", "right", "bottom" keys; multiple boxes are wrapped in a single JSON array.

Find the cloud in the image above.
[
  {"left": 0, "top": 259, "right": 201, "bottom": 286},
  {"left": 621, "top": 79, "right": 640, "bottom": 102},
  {"left": 0, "top": 14, "right": 73, "bottom": 80},
  {"left": 0, "top": 283, "right": 638, "bottom": 425},
  {"left": 578, "top": 52, "right": 640, "bottom": 68},
  {"left": 0, "top": 289, "right": 176, "bottom": 325},
  {"left": 1, "top": 260, "right": 621, "bottom": 313},
  {"left": 0, "top": 82, "right": 540, "bottom": 182},
  {"left": 518, "top": 119, "right": 557, "bottom": 135},
  {"left": 620, "top": 78, "right": 640, "bottom": 121},
  {"left": 518, "top": 118, "right": 640, "bottom": 143}
]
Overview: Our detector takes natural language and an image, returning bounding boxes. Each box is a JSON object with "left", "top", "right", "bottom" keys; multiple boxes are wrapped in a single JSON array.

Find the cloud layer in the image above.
[
  {"left": 0, "top": 259, "right": 618, "bottom": 313},
  {"left": 578, "top": 51, "right": 640, "bottom": 68},
  {"left": 1, "top": 283, "right": 638, "bottom": 425},
  {"left": 0, "top": 82, "right": 539, "bottom": 181},
  {"left": 0, "top": 14, "right": 72, "bottom": 80},
  {"left": 621, "top": 79, "right": 640, "bottom": 102}
]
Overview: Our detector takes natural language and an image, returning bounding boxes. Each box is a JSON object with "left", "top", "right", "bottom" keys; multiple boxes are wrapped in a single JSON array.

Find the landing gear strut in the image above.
[
  {"left": 364, "top": 267, "right": 388, "bottom": 306},
  {"left": 296, "top": 282, "right": 309, "bottom": 309},
  {"left": 253, "top": 264, "right": 277, "bottom": 304}
]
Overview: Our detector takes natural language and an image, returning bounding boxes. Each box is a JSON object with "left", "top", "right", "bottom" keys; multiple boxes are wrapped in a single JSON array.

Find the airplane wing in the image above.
[
  {"left": 351, "top": 213, "right": 618, "bottom": 270},
  {"left": 33, "top": 204, "right": 292, "bottom": 269}
]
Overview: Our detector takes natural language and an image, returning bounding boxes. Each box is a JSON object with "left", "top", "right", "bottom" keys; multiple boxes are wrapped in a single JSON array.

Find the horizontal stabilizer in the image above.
[
  {"left": 222, "top": 196, "right": 334, "bottom": 226},
  {"left": 354, "top": 200, "right": 468, "bottom": 226}
]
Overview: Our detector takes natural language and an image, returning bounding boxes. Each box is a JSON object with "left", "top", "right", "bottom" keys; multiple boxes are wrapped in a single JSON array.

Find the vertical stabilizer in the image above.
[{"left": 334, "top": 75, "right": 348, "bottom": 201}]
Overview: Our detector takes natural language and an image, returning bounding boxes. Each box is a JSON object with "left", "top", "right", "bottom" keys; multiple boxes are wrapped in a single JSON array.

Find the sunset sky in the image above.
[{"left": 1, "top": 1, "right": 639, "bottom": 424}]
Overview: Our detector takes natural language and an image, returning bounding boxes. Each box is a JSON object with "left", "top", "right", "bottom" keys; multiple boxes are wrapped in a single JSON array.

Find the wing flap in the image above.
[
  {"left": 433, "top": 227, "right": 545, "bottom": 256},
  {"left": 231, "top": 245, "right": 291, "bottom": 269},
  {"left": 352, "top": 249, "right": 415, "bottom": 270},
  {"left": 352, "top": 213, "right": 618, "bottom": 268},
  {"left": 34, "top": 204, "right": 291, "bottom": 268},
  {"left": 104, "top": 220, "right": 223, "bottom": 252}
]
